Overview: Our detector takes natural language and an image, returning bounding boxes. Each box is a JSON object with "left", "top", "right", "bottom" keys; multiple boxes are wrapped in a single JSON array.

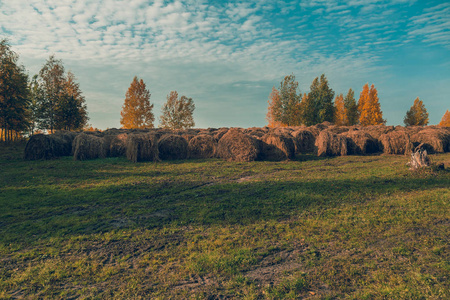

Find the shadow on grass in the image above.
[{"left": 1, "top": 164, "right": 449, "bottom": 244}]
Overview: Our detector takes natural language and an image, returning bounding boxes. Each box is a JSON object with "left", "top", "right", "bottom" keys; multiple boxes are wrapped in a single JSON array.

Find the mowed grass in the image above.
[{"left": 1, "top": 143, "right": 449, "bottom": 299}]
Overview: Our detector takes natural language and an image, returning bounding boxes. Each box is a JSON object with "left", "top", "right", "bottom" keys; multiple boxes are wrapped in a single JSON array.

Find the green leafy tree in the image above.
[
  {"left": 266, "top": 75, "right": 302, "bottom": 126},
  {"left": 344, "top": 88, "right": 358, "bottom": 126},
  {"left": 403, "top": 97, "right": 429, "bottom": 126},
  {"left": 120, "top": 76, "right": 154, "bottom": 129},
  {"left": 159, "top": 91, "right": 195, "bottom": 130},
  {"left": 302, "top": 74, "right": 335, "bottom": 125},
  {"left": 0, "top": 39, "right": 29, "bottom": 142}
]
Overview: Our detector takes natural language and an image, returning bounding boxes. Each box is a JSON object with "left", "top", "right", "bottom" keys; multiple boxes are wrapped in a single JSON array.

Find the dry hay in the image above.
[
  {"left": 342, "top": 130, "right": 380, "bottom": 155},
  {"left": 216, "top": 128, "right": 260, "bottom": 162},
  {"left": 24, "top": 133, "right": 75, "bottom": 160},
  {"left": 272, "top": 127, "right": 294, "bottom": 136},
  {"left": 379, "top": 131, "right": 413, "bottom": 155},
  {"left": 410, "top": 128, "right": 450, "bottom": 153},
  {"left": 73, "top": 133, "right": 107, "bottom": 161},
  {"left": 104, "top": 133, "right": 128, "bottom": 157},
  {"left": 126, "top": 133, "right": 159, "bottom": 162},
  {"left": 244, "top": 127, "right": 268, "bottom": 138},
  {"left": 158, "top": 134, "right": 189, "bottom": 160},
  {"left": 326, "top": 126, "right": 350, "bottom": 135},
  {"left": 363, "top": 125, "right": 394, "bottom": 140},
  {"left": 213, "top": 128, "right": 229, "bottom": 142},
  {"left": 306, "top": 126, "right": 321, "bottom": 138},
  {"left": 291, "top": 129, "right": 316, "bottom": 154},
  {"left": 188, "top": 134, "right": 217, "bottom": 159},
  {"left": 259, "top": 133, "right": 295, "bottom": 161},
  {"left": 315, "top": 130, "right": 348, "bottom": 157}
]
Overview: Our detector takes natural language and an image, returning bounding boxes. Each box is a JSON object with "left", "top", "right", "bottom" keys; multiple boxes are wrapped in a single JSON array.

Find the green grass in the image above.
[{"left": 1, "top": 142, "right": 449, "bottom": 299}]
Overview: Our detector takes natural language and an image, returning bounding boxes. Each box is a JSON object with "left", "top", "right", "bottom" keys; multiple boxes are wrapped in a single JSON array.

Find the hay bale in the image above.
[
  {"left": 306, "top": 126, "right": 321, "bottom": 138},
  {"left": 291, "top": 129, "right": 316, "bottom": 154},
  {"left": 158, "top": 134, "right": 188, "bottom": 160},
  {"left": 244, "top": 127, "right": 267, "bottom": 138},
  {"left": 213, "top": 128, "right": 229, "bottom": 142},
  {"left": 342, "top": 131, "right": 379, "bottom": 155},
  {"left": 315, "top": 131, "right": 348, "bottom": 157},
  {"left": 105, "top": 133, "right": 128, "bottom": 157},
  {"left": 24, "top": 133, "right": 75, "bottom": 160},
  {"left": 73, "top": 133, "right": 107, "bottom": 161},
  {"left": 188, "top": 134, "right": 217, "bottom": 159},
  {"left": 126, "top": 133, "right": 159, "bottom": 162},
  {"left": 363, "top": 125, "right": 394, "bottom": 140},
  {"left": 379, "top": 131, "right": 413, "bottom": 155},
  {"left": 410, "top": 128, "right": 450, "bottom": 153},
  {"left": 259, "top": 133, "right": 295, "bottom": 160},
  {"left": 216, "top": 128, "right": 260, "bottom": 162}
]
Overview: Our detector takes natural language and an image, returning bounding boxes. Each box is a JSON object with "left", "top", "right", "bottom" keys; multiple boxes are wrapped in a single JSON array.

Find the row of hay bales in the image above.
[{"left": 24, "top": 123, "right": 450, "bottom": 162}]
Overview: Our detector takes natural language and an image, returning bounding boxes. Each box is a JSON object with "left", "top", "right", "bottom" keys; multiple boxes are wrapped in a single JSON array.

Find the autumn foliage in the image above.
[
  {"left": 358, "top": 83, "right": 385, "bottom": 126},
  {"left": 439, "top": 110, "right": 450, "bottom": 127},
  {"left": 159, "top": 91, "right": 195, "bottom": 130},
  {"left": 120, "top": 76, "right": 154, "bottom": 129}
]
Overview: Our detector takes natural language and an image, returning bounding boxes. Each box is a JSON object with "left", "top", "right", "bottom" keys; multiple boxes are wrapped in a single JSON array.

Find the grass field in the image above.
[{"left": 1, "top": 142, "right": 449, "bottom": 299}]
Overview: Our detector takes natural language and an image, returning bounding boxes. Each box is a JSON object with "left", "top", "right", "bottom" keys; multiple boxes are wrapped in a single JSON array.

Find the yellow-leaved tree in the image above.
[
  {"left": 266, "top": 87, "right": 284, "bottom": 127},
  {"left": 439, "top": 110, "right": 450, "bottom": 127},
  {"left": 358, "top": 83, "right": 385, "bottom": 126},
  {"left": 120, "top": 76, "right": 154, "bottom": 129},
  {"left": 334, "top": 93, "right": 346, "bottom": 126}
]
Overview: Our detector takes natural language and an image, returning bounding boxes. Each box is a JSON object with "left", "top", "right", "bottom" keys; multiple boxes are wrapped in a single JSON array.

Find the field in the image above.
[{"left": 1, "top": 143, "right": 449, "bottom": 299}]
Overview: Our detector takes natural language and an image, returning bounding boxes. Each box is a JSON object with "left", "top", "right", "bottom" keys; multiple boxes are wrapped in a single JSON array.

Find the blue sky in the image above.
[{"left": 1, "top": 0, "right": 449, "bottom": 129}]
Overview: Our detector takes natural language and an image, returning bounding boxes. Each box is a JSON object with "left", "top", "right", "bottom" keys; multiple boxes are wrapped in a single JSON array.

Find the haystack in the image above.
[
  {"left": 342, "top": 131, "right": 379, "bottom": 155},
  {"left": 379, "top": 131, "right": 412, "bottom": 155},
  {"left": 104, "top": 133, "right": 128, "bottom": 157},
  {"left": 410, "top": 128, "right": 450, "bottom": 153},
  {"left": 216, "top": 128, "right": 260, "bottom": 162},
  {"left": 291, "top": 129, "right": 316, "bottom": 154},
  {"left": 315, "top": 131, "right": 348, "bottom": 157},
  {"left": 73, "top": 133, "right": 107, "bottom": 161},
  {"left": 326, "top": 126, "right": 350, "bottom": 135},
  {"left": 244, "top": 127, "right": 268, "bottom": 138},
  {"left": 188, "top": 134, "right": 217, "bottom": 159},
  {"left": 126, "top": 133, "right": 159, "bottom": 162},
  {"left": 24, "top": 133, "right": 75, "bottom": 160},
  {"left": 362, "top": 125, "right": 394, "bottom": 140},
  {"left": 213, "top": 128, "right": 229, "bottom": 142},
  {"left": 259, "top": 133, "right": 295, "bottom": 160},
  {"left": 158, "top": 134, "right": 188, "bottom": 160}
]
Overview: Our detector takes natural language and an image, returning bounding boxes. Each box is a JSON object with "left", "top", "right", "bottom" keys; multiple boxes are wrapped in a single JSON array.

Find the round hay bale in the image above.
[
  {"left": 259, "top": 133, "right": 295, "bottom": 160},
  {"left": 315, "top": 131, "right": 348, "bottom": 157},
  {"left": 213, "top": 128, "right": 229, "bottom": 142},
  {"left": 291, "top": 129, "right": 316, "bottom": 154},
  {"left": 105, "top": 133, "right": 128, "bottom": 157},
  {"left": 363, "top": 125, "right": 394, "bottom": 140},
  {"left": 126, "top": 133, "right": 159, "bottom": 162},
  {"left": 410, "top": 128, "right": 450, "bottom": 153},
  {"left": 244, "top": 127, "right": 268, "bottom": 138},
  {"left": 326, "top": 126, "right": 350, "bottom": 134},
  {"left": 73, "top": 133, "right": 107, "bottom": 161},
  {"left": 379, "top": 131, "right": 413, "bottom": 155},
  {"left": 158, "top": 134, "right": 188, "bottom": 160},
  {"left": 188, "top": 134, "right": 217, "bottom": 159},
  {"left": 216, "top": 128, "right": 260, "bottom": 162},
  {"left": 24, "top": 133, "right": 74, "bottom": 160},
  {"left": 342, "top": 131, "right": 379, "bottom": 155},
  {"left": 306, "top": 126, "right": 321, "bottom": 138}
]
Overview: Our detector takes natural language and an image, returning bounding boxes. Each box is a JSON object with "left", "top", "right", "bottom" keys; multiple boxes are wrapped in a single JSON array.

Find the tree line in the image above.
[
  {"left": 0, "top": 39, "right": 88, "bottom": 142},
  {"left": 267, "top": 74, "right": 450, "bottom": 127}
]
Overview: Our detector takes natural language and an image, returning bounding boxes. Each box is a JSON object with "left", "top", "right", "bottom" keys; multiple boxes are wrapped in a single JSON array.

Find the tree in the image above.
[
  {"left": 120, "top": 76, "right": 154, "bottom": 129},
  {"left": 344, "top": 88, "right": 358, "bottom": 126},
  {"left": 0, "top": 39, "right": 29, "bottom": 142},
  {"left": 302, "top": 74, "right": 335, "bottom": 126},
  {"left": 28, "top": 75, "right": 42, "bottom": 135},
  {"left": 266, "top": 87, "right": 283, "bottom": 127},
  {"left": 403, "top": 97, "right": 429, "bottom": 126},
  {"left": 266, "top": 75, "right": 302, "bottom": 127},
  {"left": 159, "top": 91, "right": 195, "bottom": 130},
  {"left": 334, "top": 93, "right": 346, "bottom": 126},
  {"left": 55, "top": 72, "right": 88, "bottom": 131},
  {"left": 438, "top": 110, "right": 450, "bottom": 127},
  {"left": 36, "top": 56, "right": 89, "bottom": 132},
  {"left": 358, "top": 83, "right": 385, "bottom": 126}
]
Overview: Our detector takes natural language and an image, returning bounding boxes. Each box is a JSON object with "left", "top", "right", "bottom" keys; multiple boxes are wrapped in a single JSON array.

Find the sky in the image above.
[{"left": 1, "top": 0, "right": 449, "bottom": 129}]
